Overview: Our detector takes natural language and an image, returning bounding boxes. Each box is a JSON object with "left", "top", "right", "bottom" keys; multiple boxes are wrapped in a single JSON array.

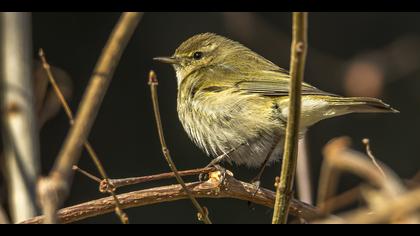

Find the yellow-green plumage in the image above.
[{"left": 155, "top": 33, "right": 398, "bottom": 168}]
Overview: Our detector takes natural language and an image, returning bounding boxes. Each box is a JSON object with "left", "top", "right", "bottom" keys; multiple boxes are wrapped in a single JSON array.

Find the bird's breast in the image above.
[{"left": 176, "top": 88, "right": 285, "bottom": 167}]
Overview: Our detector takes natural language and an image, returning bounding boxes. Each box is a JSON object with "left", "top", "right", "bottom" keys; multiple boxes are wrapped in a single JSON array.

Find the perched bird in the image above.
[{"left": 154, "top": 33, "right": 398, "bottom": 183}]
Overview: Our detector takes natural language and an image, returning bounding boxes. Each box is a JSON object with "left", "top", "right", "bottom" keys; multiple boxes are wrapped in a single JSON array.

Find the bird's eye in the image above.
[{"left": 193, "top": 51, "right": 203, "bottom": 60}]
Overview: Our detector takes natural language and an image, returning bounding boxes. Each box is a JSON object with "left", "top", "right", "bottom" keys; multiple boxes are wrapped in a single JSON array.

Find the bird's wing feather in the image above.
[{"left": 234, "top": 70, "right": 338, "bottom": 97}]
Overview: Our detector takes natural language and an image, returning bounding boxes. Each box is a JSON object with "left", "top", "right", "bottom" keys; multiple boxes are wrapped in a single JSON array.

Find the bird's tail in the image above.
[{"left": 326, "top": 96, "right": 399, "bottom": 114}]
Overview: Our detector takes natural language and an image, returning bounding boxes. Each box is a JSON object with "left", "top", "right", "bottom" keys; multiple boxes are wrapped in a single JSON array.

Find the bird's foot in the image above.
[
  {"left": 199, "top": 164, "right": 227, "bottom": 184},
  {"left": 250, "top": 176, "right": 262, "bottom": 196},
  {"left": 247, "top": 177, "right": 262, "bottom": 210}
]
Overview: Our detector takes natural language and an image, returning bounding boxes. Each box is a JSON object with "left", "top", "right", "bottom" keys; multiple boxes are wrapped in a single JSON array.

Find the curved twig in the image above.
[{"left": 148, "top": 71, "right": 211, "bottom": 224}]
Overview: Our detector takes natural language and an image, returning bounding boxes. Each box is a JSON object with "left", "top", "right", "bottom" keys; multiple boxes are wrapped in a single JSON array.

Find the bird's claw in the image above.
[{"left": 199, "top": 164, "right": 227, "bottom": 184}]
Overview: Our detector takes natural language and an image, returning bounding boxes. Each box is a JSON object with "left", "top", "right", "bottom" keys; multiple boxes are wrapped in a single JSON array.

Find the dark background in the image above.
[{"left": 28, "top": 12, "right": 420, "bottom": 223}]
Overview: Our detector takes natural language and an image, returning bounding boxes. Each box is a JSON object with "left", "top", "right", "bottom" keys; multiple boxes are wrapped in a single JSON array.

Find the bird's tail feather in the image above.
[{"left": 326, "top": 96, "right": 399, "bottom": 113}]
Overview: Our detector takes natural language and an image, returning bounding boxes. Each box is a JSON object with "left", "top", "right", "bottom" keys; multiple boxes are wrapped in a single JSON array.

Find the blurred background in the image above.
[{"left": 1, "top": 12, "right": 419, "bottom": 223}]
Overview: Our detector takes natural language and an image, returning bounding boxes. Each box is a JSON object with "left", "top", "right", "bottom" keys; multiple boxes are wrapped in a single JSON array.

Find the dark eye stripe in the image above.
[{"left": 201, "top": 86, "right": 227, "bottom": 93}]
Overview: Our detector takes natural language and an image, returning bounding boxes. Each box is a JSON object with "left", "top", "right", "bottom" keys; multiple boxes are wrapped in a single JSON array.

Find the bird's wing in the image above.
[{"left": 234, "top": 70, "right": 338, "bottom": 97}]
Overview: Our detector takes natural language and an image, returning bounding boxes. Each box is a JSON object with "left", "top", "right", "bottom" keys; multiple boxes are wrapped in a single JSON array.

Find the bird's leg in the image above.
[
  {"left": 246, "top": 137, "right": 283, "bottom": 210},
  {"left": 199, "top": 143, "right": 245, "bottom": 182},
  {"left": 250, "top": 136, "right": 282, "bottom": 189},
  {"left": 246, "top": 140, "right": 281, "bottom": 210}
]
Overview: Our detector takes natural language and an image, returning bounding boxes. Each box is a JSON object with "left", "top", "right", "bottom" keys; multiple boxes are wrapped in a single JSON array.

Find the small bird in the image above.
[{"left": 154, "top": 33, "right": 398, "bottom": 183}]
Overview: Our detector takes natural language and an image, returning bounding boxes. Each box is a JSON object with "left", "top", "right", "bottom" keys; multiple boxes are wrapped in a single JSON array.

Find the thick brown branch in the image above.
[{"left": 22, "top": 174, "right": 322, "bottom": 224}]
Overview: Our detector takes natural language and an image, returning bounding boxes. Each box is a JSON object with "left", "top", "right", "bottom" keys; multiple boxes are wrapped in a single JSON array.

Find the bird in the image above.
[{"left": 154, "top": 33, "right": 398, "bottom": 184}]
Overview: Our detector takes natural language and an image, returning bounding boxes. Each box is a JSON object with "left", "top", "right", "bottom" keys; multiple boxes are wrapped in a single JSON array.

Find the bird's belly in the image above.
[
  {"left": 178, "top": 98, "right": 285, "bottom": 168},
  {"left": 225, "top": 133, "right": 285, "bottom": 168}
]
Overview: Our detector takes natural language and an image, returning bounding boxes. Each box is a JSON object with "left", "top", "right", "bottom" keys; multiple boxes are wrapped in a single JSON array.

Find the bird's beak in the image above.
[{"left": 153, "top": 56, "right": 179, "bottom": 64}]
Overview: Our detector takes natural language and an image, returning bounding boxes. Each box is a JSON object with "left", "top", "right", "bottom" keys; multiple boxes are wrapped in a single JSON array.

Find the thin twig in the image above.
[
  {"left": 148, "top": 70, "right": 212, "bottom": 224},
  {"left": 99, "top": 167, "right": 216, "bottom": 192},
  {"left": 72, "top": 165, "right": 102, "bottom": 183},
  {"left": 317, "top": 137, "right": 406, "bottom": 215},
  {"left": 322, "top": 137, "right": 405, "bottom": 197},
  {"left": 39, "top": 48, "right": 129, "bottom": 224},
  {"left": 314, "top": 188, "right": 420, "bottom": 224},
  {"left": 21, "top": 174, "right": 323, "bottom": 224},
  {"left": 315, "top": 137, "right": 417, "bottom": 223},
  {"left": 72, "top": 165, "right": 216, "bottom": 191},
  {"left": 317, "top": 185, "right": 362, "bottom": 214},
  {"left": 318, "top": 170, "right": 420, "bottom": 214},
  {"left": 362, "top": 138, "right": 387, "bottom": 180},
  {"left": 37, "top": 12, "right": 142, "bottom": 223},
  {"left": 272, "top": 12, "right": 308, "bottom": 224},
  {"left": 316, "top": 150, "right": 341, "bottom": 214}
]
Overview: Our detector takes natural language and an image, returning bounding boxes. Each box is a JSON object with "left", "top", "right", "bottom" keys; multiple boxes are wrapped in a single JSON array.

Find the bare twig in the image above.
[
  {"left": 22, "top": 173, "right": 323, "bottom": 224},
  {"left": 322, "top": 137, "right": 405, "bottom": 197},
  {"left": 39, "top": 48, "right": 129, "bottom": 224},
  {"left": 317, "top": 185, "right": 362, "bottom": 214},
  {"left": 314, "top": 188, "right": 420, "bottom": 224},
  {"left": 313, "top": 136, "right": 415, "bottom": 224},
  {"left": 0, "top": 12, "right": 41, "bottom": 222},
  {"left": 317, "top": 150, "right": 341, "bottom": 214},
  {"left": 72, "top": 165, "right": 216, "bottom": 192},
  {"left": 148, "top": 70, "right": 212, "bottom": 224},
  {"left": 72, "top": 165, "right": 102, "bottom": 183},
  {"left": 362, "top": 138, "right": 387, "bottom": 179},
  {"left": 37, "top": 12, "right": 143, "bottom": 223},
  {"left": 33, "top": 60, "right": 73, "bottom": 128},
  {"left": 317, "top": 137, "right": 405, "bottom": 215},
  {"left": 272, "top": 12, "right": 308, "bottom": 224},
  {"left": 296, "top": 136, "right": 312, "bottom": 205},
  {"left": 98, "top": 167, "right": 216, "bottom": 191},
  {"left": 318, "top": 170, "right": 420, "bottom": 214}
]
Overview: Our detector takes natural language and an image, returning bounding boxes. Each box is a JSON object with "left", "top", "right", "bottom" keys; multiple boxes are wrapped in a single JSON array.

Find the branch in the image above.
[
  {"left": 37, "top": 12, "right": 143, "bottom": 223},
  {"left": 148, "top": 71, "right": 212, "bottom": 224},
  {"left": 0, "top": 12, "right": 41, "bottom": 222},
  {"left": 97, "top": 167, "right": 216, "bottom": 191},
  {"left": 314, "top": 136, "right": 415, "bottom": 224},
  {"left": 314, "top": 187, "right": 420, "bottom": 224},
  {"left": 22, "top": 173, "right": 322, "bottom": 224},
  {"left": 272, "top": 12, "right": 308, "bottom": 224},
  {"left": 322, "top": 137, "right": 405, "bottom": 197},
  {"left": 38, "top": 49, "right": 128, "bottom": 224},
  {"left": 362, "top": 138, "right": 387, "bottom": 179},
  {"left": 72, "top": 165, "right": 216, "bottom": 192}
]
